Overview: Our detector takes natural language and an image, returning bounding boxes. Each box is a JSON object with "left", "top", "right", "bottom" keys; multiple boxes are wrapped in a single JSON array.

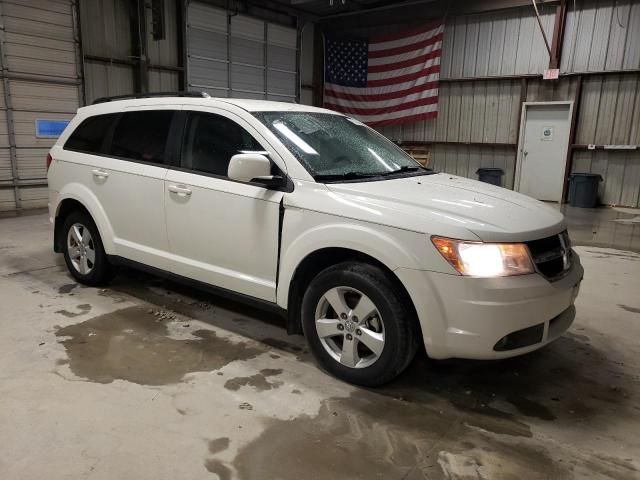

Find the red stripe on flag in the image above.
[
  {"left": 371, "top": 22, "right": 443, "bottom": 44},
  {"left": 366, "top": 65, "right": 440, "bottom": 88},
  {"left": 325, "top": 81, "right": 439, "bottom": 102},
  {"left": 325, "top": 96, "right": 438, "bottom": 117},
  {"left": 367, "top": 111, "right": 438, "bottom": 127},
  {"left": 368, "top": 49, "right": 441, "bottom": 73},
  {"left": 368, "top": 32, "right": 443, "bottom": 59}
]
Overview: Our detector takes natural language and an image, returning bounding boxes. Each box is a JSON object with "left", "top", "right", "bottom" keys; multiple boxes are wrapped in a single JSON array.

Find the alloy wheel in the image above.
[
  {"left": 314, "top": 286, "right": 385, "bottom": 369},
  {"left": 67, "top": 223, "right": 95, "bottom": 275}
]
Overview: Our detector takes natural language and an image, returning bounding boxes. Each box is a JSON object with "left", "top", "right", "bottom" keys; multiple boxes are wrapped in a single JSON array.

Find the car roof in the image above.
[
  {"left": 217, "top": 98, "right": 336, "bottom": 113},
  {"left": 78, "top": 96, "right": 340, "bottom": 116}
]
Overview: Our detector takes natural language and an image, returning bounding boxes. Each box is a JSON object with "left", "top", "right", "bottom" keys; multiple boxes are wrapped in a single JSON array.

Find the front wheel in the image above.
[{"left": 301, "top": 262, "right": 419, "bottom": 386}]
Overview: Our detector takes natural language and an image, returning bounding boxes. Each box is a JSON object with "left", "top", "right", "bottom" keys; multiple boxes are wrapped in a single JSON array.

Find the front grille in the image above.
[{"left": 526, "top": 231, "right": 571, "bottom": 279}]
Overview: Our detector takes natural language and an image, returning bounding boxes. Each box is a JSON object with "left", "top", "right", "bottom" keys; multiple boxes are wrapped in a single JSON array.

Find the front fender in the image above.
[
  {"left": 276, "top": 218, "right": 427, "bottom": 308},
  {"left": 55, "top": 182, "right": 116, "bottom": 254}
]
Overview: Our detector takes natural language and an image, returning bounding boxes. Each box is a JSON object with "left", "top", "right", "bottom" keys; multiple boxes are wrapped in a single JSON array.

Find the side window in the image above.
[
  {"left": 181, "top": 112, "right": 263, "bottom": 177},
  {"left": 109, "top": 110, "right": 174, "bottom": 164},
  {"left": 64, "top": 113, "right": 118, "bottom": 154}
]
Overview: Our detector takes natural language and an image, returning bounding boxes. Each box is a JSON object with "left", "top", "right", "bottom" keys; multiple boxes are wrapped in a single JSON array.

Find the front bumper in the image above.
[{"left": 396, "top": 250, "right": 583, "bottom": 360}]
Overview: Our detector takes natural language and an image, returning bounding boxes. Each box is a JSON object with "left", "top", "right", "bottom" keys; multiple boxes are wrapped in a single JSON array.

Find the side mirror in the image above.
[{"left": 228, "top": 153, "right": 272, "bottom": 183}]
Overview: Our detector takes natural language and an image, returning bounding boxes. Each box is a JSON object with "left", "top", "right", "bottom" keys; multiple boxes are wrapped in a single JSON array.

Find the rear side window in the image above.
[
  {"left": 64, "top": 113, "right": 118, "bottom": 154},
  {"left": 109, "top": 110, "right": 174, "bottom": 164},
  {"left": 181, "top": 112, "right": 263, "bottom": 177}
]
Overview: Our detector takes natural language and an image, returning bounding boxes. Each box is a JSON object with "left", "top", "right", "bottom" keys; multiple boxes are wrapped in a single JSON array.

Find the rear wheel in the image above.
[
  {"left": 302, "top": 262, "right": 418, "bottom": 386},
  {"left": 61, "top": 211, "right": 115, "bottom": 286}
]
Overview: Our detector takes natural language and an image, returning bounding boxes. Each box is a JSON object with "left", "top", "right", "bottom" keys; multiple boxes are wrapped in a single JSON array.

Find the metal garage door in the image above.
[
  {"left": 0, "top": 0, "right": 81, "bottom": 211},
  {"left": 186, "top": 2, "right": 298, "bottom": 102}
]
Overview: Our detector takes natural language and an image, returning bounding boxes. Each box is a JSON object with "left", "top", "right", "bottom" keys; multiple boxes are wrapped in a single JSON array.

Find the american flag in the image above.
[{"left": 324, "top": 23, "right": 444, "bottom": 127}]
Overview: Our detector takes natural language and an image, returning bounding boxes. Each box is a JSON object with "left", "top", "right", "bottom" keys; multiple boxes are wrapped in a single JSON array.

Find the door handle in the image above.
[
  {"left": 168, "top": 184, "right": 192, "bottom": 196},
  {"left": 92, "top": 169, "right": 109, "bottom": 178}
]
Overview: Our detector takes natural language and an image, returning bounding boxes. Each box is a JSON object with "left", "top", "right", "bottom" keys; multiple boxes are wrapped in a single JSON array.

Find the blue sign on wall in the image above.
[{"left": 35, "top": 119, "right": 71, "bottom": 138}]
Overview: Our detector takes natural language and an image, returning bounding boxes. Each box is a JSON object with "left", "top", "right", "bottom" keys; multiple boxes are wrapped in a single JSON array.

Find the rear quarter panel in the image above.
[{"left": 48, "top": 145, "right": 117, "bottom": 254}]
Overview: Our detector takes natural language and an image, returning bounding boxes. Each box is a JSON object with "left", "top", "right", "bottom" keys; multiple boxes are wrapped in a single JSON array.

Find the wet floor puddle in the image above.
[
  {"left": 55, "top": 305, "right": 264, "bottom": 385},
  {"left": 231, "top": 385, "right": 636, "bottom": 480},
  {"left": 228, "top": 334, "right": 637, "bottom": 480},
  {"left": 52, "top": 304, "right": 638, "bottom": 479},
  {"left": 232, "top": 392, "right": 562, "bottom": 480},
  {"left": 224, "top": 368, "right": 284, "bottom": 392}
]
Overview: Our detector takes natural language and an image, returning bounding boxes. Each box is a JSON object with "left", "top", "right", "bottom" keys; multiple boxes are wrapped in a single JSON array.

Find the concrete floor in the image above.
[{"left": 0, "top": 206, "right": 639, "bottom": 480}]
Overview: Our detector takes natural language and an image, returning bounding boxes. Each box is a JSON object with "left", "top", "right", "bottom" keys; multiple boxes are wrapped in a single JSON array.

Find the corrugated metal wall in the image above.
[
  {"left": 569, "top": 73, "right": 640, "bottom": 208},
  {"left": 375, "top": 2, "right": 640, "bottom": 207},
  {"left": 377, "top": 5, "right": 556, "bottom": 188},
  {"left": 576, "top": 74, "right": 640, "bottom": 145},
  {"left": 0, "top": 0, "right": 302, "bottom": 211},
  {"left": 561, "top": 0, "right": 640, "bottom": 73},
  {"left": 80, "top": 0, "right": 181, "bottom": 104},
  {"left": 390, "top": 79, "right": 523, "bottom": 144},
  {"left": 430, "top": 144, "right": 517, "bottom": 189},
  {"left": 79, "top": 0, "right": 134, "bottom": 103},
  {"left": 148, "top": 0, "right": 180, "bottom": 92},
  {"left": 0, "top": 0, "right": 81, "bottom": 211},
  {"left": 379, "top": 79, "right": 523, "bottom": 187},
  {"left": 572, "top": 149, "right": 640, "bottom": 207},
  {"left": 186, "top": 1, "right": 298, "bottom": 101},
  {"left": 439, "top": 7, "right": 555, "bottom": 80},
  {"left": 2, "top": 1, "right": 638, "bottom": 210}
]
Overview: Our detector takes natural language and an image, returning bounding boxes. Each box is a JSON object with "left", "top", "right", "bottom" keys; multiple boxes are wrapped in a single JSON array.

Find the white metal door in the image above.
[
  {"left": 185, "top": 2, "right": 297, "bottom": 102},
  {"left": 164, "top": 108, "right": 283, "bottom": 302},
  {"left": 516, "top": 102, "right": 572, "bottom": 202},
  {"left": 164, "top": 171, "right": 282, "bottom": 301},
  {"left": 0, "top": 0, "right": 80, "bottom": 211}
]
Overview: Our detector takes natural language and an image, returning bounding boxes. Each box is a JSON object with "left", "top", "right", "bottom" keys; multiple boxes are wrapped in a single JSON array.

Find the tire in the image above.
[
  {"left": 301, "top": 261, "right": 419, "bottom": 387},
  {"left": 61, "top": 210, "right": 115, "bottom": 286}
]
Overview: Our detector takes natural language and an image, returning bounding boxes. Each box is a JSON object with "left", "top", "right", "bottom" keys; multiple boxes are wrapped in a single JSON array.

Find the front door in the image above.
[
  {"left": 164, "top": 109, "right": 283, "bottom": 302},
  {"left": 516, "top": 102, "right": 572, "bottom": 202}
]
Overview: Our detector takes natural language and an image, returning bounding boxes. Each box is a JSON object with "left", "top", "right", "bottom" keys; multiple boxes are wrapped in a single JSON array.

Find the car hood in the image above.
[{"left": 322, "top": 173, "right": 566, "bottom": 242}]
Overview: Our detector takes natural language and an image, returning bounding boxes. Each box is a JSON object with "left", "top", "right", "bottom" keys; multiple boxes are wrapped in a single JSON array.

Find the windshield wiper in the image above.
[
  {"left": 379, "top": 165, "right": 423, "bottom": 176},
  {"left": 313, "top": 171, "right": 379, "bottom": 182},
  {"left": 379, "top": 165, "right": 434, "bottom": 177}
]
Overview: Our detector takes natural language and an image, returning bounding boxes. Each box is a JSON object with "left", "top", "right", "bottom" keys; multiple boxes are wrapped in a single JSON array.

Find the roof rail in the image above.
[{"left": 92, "top": 91, "right": 211, "bottom": 105}]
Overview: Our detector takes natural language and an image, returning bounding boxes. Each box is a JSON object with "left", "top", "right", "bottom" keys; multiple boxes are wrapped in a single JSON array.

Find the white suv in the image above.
[{"left": 47, "top": 93, "right": 583, "bottom": 386}]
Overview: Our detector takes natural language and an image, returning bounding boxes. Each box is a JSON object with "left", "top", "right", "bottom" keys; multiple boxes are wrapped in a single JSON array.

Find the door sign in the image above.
[{"left": 541, "top": 126, "right": 554, "bottom": 141}]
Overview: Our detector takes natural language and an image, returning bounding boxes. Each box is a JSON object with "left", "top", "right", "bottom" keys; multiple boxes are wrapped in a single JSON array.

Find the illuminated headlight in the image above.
[{"left": 431, "top": 236, "right": 535, "bottom": 277}]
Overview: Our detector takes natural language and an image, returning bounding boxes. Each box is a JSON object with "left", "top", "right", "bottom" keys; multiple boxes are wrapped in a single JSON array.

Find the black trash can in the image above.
[
  {"left": 476, "top": 167, "right": 504, "bottom": 186},
  {"left": 568, "top": 173, "right": 602, "bottom": 208}
]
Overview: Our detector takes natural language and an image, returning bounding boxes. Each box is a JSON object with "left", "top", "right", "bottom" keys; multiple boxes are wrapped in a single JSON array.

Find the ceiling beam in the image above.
[{"left": 320, "top": 0, "right": 559, "bottom": 21}]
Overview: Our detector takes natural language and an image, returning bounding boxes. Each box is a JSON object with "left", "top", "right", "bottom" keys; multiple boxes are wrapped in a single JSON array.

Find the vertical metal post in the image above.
[
  {"left": 549, "top": 0, "right": 567, "bottom": 70},
  {"left": 226, "top": 9, "right": 232, "bottom": 97},
  {"left": 177, "top": 0, "right": 187, "bottom": 91},
  {"left": 312, "top": 24, "right": 324, "bottom": 107},
  {"left": 0, "top": 2, "right": 21, "bottom": 209},
  {"left": 135, "top": 0, "right": 149, "bottom": 93},
  {"left": 295, "top": 15, "right": 301, "bottom": 104},
  {"left": 264, "top": 21, "right": 268, "bottom": 100},
  {"left": 531, "top": 0, "right": 552, "bottom": 59},
  {"left": 561, "top": 75, "right": 583, "bottom": 203},
  {"left": 71, "top": 0, "right": 86, "bottom": 106}
]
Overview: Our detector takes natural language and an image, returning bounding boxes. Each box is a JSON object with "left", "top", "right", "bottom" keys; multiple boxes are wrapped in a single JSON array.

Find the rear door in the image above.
[
  {"left": 164, "top": 108, "right": 283, "bottom": 301},
  {"left": 65, "top": 107, "right": 177, "bottom": 268}
]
